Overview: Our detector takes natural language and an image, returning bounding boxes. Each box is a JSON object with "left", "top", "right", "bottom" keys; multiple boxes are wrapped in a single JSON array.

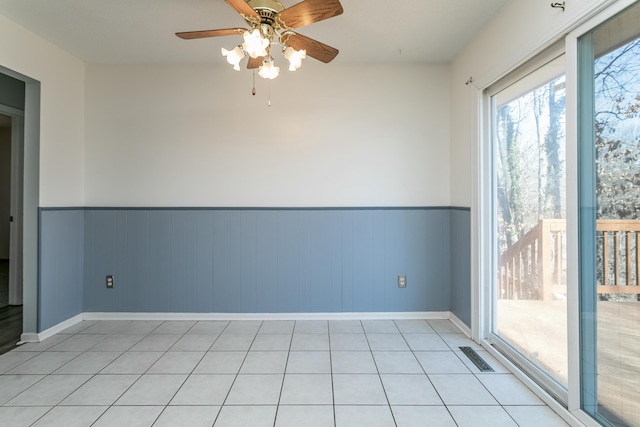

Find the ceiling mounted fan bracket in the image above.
[
  {"left": 247, "top": 0, "right": 285, "bottom": 14},
  {"left": 246, "top": 0, "right": 289, "bottom": 31}
]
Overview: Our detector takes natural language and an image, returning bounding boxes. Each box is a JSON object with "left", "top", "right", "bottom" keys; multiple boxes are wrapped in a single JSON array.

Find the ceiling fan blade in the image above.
[
  {"left": 176, "top": 28, "right": 245, "bottom": 39},
  {"left": 247, "top": 56, "right": 264, "bottom": 69},
  {"left": 225, "top": 0, "right": 259, "bottom": 19},
  {"left": 276, "top": 0, "right": 343, "bottom": 29},
  {"left": 284, "top": 32, "right": 339, "bottom": 63}
]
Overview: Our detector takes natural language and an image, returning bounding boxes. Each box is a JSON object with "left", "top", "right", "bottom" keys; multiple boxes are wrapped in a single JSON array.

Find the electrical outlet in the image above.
[
  {"left": 106, "top": 275, "right": 114, "bottom": 288},
  {"left": 398, "top": 275, "right": 406, "bottom": 288}
]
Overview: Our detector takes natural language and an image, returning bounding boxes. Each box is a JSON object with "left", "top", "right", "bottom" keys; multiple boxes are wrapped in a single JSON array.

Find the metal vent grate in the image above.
[{"left": 459, "top": 346, "right": 494, "bottom": 372}]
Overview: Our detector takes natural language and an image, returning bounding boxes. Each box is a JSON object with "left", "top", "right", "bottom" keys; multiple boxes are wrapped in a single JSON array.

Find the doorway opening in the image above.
[{"left": 0, "top": 82, "right": 25, "bottom": 354}]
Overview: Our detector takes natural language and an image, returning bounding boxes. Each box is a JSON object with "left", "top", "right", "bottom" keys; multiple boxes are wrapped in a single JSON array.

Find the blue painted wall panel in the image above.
[
  {"left": 39, "top": 210, "right": 84, "bottom": 331},
  {"left": 341, "top": 211, "right": 354, "bottom": 312},
  {"left": 277, "top": 211, "right": 300, "bottom": 312},
  {"left": 65, "top": 212, "right": 85, "bottom": 317},
  {"left": 114, "top": 212, "right": 129, "bottom": 312},
  {"left": 425, "top": 210, "right": 451, "bottom": 311},
  {"left": 148, "top": 211, "right": 171, "bottom": 312},
  {"left": 308, "top": 211, "right": 332, "bottom": 312},
  {"left": 41, "top": 207, "right": 470, "bottom": 319},
  {"left": 373, "top": 211, "right": 386, "bottom": 311},
  {"left": 352, "top": 211, "right": 374, "bottom": 312},
  {"left": 450, "top": 209, "right": 471, "bottom": 327},
  {"left": 169, "top": 211, "right": 187, "bottom": 312},
  {"left": 240, "top": 211, "right": 258, "bottom": 312},
  {"left": 92, "top": 211, "right": 117, "bottom": 312},
  {"left": 384, "top": 210, "right": 407, "bottom": 312},
  {"left": 330, "top": 212, "right": 343, "bottom": 312},
  {"left": 405, "top": 210, "right": 428, "bottom": 312},
  {"left": 195, "top": 211, "right": 214, "bottom": 312},
  {"left": 83, "top": 211, "right": 95, "bottom": 312},
  {"left": 298, "top": 212, "right": 311, "bottom": 312},
  {"left": 213, "top": 210, "right": 230, "bottom": 313},
  {"left": 183, "top": 211, "right": 198, "bottom": 312},
  {"left": 226, "top": 212, "right": 243, "bottom": 313},
  {"left": 256, "top": 211, "right": 278, "bottom": 312},
  {"left": 125, "top": 212, "right": 150, "bottom": 311}
]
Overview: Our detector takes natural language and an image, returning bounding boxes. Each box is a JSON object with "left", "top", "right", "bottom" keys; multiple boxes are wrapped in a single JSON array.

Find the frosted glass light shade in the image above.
[
  {"left": 242, "top": 29, "right": 269, "bottom": 59},
  {"left": 283, "top": 47, "right": 306, "bottom": 71},
  {"left": 258, "top": 58, "right": 280, "bottom": 79},
  {"left": 221, "top": 46, "right": 245, "bottom": 71}
]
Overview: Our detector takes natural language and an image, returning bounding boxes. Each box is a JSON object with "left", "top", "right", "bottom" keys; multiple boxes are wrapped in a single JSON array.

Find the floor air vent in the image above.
[{"left": 459, "top": 346, "right": 494, "bottom": 372}]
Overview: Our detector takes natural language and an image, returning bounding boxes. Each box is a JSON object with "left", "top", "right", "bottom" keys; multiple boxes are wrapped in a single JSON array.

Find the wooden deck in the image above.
[
  {"left": 597, "top": 301, "right": 640, "bottom": 427},
  {"left": 499, "top": 219, "right": 640, "bottom": 301},
  {"left": 497, "top": 300, "right": 640, "bottom": 427},
  {"left": 496, "top": 300, "right": 568, "bottom": 386}
]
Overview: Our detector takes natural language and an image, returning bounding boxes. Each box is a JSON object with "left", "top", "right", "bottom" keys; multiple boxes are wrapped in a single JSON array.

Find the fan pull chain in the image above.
[
  {"left": 252, "top": 70, "right": 256, "bottom": 96},
  {"left": 268, "top": 79, "right": 271, "bottom": 107}
]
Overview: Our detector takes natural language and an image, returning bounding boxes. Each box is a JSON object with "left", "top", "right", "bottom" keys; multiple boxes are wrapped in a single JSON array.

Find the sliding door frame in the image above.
[
  {"left": 472, "top": 1, "right": 637, "bottom": 426},
  {"left": 567, "top": 1, "right": 640, "bottom": 425}
]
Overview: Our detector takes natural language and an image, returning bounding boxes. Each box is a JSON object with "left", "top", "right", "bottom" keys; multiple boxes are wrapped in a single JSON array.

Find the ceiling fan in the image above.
[{"left": 176, "top": 0, "right": 343, "bottom": 80}]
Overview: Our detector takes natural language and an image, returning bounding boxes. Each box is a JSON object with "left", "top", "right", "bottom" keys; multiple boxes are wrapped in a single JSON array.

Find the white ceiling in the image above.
[{"left": 0, "top": 0, "right": 507, "bottom": 64}]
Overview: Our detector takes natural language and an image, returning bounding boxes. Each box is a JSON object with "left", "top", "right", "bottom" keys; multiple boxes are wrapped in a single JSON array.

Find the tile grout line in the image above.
[
  {"left": 330, "top": 321, "right": 338, "bottom": 427},
  {"left": 209, "top": 320, "right": 262, "bottom": 426},
  {"left": 271, "top": 321, "right": 295, "bottom": 427},
  {"left": 423, "top": 319, "right": 463, "bottom": 426},
  {"left": 92, "top": 320, "right": 224, "bottom": 426},
  {"left": 0, "top": 318, "right": 569, "bottom": 426},
  {"left": 53, "top": 321, "right": 129, "bottom": 427},
  {"left": 22, "top": 322, "right": 132, "bottom": 427},
  {"left": 3, "top": 326, "right": 102, "bottom": 424},
  {"left": 148, "top": 321, "right": 213, "bottom": 426},
  {"left": 364, "top": 321, "right": 398, "bottom": 427},
  {"left": 90, "top": 320, "right": 186, "bottom": 426}
]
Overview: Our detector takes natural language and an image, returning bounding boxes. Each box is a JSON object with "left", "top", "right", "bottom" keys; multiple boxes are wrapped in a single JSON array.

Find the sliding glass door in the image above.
[
  {"left": 489, "top": 51, "right": 568, "bottom": 398},
  {"left": 579, "top": 3, "right": 640, "bottom": 425}
]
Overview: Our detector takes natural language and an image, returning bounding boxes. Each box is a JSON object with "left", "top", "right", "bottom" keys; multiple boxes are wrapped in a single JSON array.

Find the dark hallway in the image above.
[{"left": 0, "top": 260, "right": 21, "bottom": 354}]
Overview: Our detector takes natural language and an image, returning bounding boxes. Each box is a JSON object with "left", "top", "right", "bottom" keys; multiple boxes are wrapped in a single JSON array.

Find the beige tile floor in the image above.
[{"left": 0, "top": 319, "right": 570, "bottom": 426}]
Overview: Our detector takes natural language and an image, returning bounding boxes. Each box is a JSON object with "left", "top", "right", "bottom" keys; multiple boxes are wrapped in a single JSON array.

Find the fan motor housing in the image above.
[
  {"left": 247, "top": 0, "right": 285, "bottom": 14},
  {"left": 247, "top": 0, "right": 285, "bottom": 29}
]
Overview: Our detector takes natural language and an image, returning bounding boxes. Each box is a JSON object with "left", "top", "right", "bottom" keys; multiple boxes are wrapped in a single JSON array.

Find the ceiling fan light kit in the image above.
[
  {"left": 258, "top": 56, "right": 280, "bottom": 79},
  {"left": 176, "top": 0, "right": 343, "bottom": 82},
  {"left": 221, "top": 46, "right": 245, "bottom": 70},
  {"left": 242, "top": 27, "right": 270, "bottom": 59}
]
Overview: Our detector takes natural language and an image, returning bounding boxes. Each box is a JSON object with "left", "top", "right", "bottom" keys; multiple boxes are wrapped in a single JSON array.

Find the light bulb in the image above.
[
  {"left": 258, "top": 58, "right": 280, "bottom": 79},
  {"left": 242, "top": 28, "right": 269, "bottom": 59},
  {"left": 221, "top": 46, "right": 244, "bottom": 71},
  {"left": 283, "top": 47, "right": 306, "bottom": 71}
]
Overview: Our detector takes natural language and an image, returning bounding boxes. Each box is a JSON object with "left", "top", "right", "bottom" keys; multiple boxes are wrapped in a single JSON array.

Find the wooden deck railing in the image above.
[{"left": 498, "top": 219, "right": 640, "bottom": 300}]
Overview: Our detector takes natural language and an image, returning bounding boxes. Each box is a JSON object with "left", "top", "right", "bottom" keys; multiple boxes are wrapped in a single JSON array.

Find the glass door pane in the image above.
[
  {"left": 492, "top": 55, "right": 568, "bottom": 392},
  {"left": 579, "top": 3, "right": 640, "bottom": 425}
]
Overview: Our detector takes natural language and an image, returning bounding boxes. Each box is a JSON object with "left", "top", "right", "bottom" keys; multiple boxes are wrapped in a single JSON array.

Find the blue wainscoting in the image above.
[
  {"left": 450, "top": 208, "right": 471, "bottom": 327},
  {"left": 39, "top": 209, "right": 85, "bottom": 331},
  {"left": 82, "top": 208, "right": 452, "bottom": 314},
  {"left": 39, "top": 207, "right": 471, "bottom": 329}
]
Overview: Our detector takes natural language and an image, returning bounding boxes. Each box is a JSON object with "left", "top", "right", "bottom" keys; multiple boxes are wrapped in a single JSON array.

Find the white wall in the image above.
[
  {"left": 0, "top": 14, "right": 85, "bottom": 207},
  {"left": 85, "top": 62, "right": 450, "bottom": 207},
  {"left": 449, "top": 0, "right": 613, "bottom": 207}
]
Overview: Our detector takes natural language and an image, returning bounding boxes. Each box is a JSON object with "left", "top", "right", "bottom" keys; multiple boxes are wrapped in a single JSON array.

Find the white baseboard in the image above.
[
  {"left": 82, "top": 311, "right": 451, "bottom": 321},
  {"left": 18, "top": 333, "right": 39, "bottom": 344},
  {"left": 23, "top": 311, "right": 463, "bottom": 343},
  {"left": 19, "top": 313, "right": 84, "bottom": 343},
  {"left": 449, "top": 312, "right": 472, "bottom": 337}
]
